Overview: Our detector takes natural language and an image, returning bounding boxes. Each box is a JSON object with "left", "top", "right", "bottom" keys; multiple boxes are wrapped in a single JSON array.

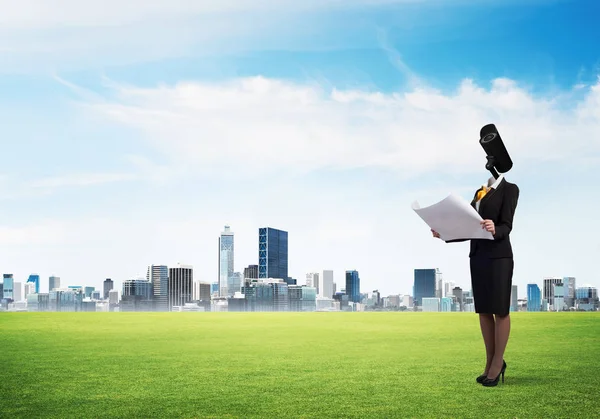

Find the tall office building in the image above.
[
  {"left": 103, "top": 278, "right": 114, "bottom": 299},
  {"left": 553, "top": 284, "right": 565, "bottom": 311},
  {"left": 452, "top": 287, "right": 464, "bottom": 311},
  {"left": 49, "top": 276, "right": 60, "bottom": 292},
  {"left": 121, "top": 279, "right": 154, "bottom": 311},
  {"left": 436, "top": 270, "right": 444, "bottom": 298},
  {"left": 193, "top": 281, "right": 212, "bottom": 302},
  {"left": 511, "top": 285, "right": 518, "bottom": 312},
  {"left": 13, "top": 281, "right": 22, "bottom": 302},
  {"left": 2, "top": 274, "right": 14, "bottom": 300},
  {"left": 244, "top": 265, "right": 259, "bottom": 281},
  {"left": 444, "top": 281, "right": 456, "bottom": 298},
  {"left": 527, "top": 283, "right": 541, "bottom": 311},
  {"left": 219, "top": 226, "right": 235, "bottom": 297},
  {"left": 27, "top": 274, "right": 40, "bottom": 294},
  {"left": 320, "top": 270, "right": 334, "bottom": 299},
  {"left": 543, "top": 277, "right": 562, "bottom": 309},
  {"left": 306, "top": 273, "right": 319, "bottom": 294},
  {"left": 147, "top": 265, "right": 169, "bottom": 311},
  {"left": 563, "top": 277, "right": 576, "bottom": 308},
  {"left": 258, "top": 227, "right": 288, "bottom": 280},
  {"left": 228, "top": 272, "right": 243, "bottom": 296},
  {"left": 345, "top": 270, "right": 360, "bottom": 303},
  {"left": 169, "top": 264, "right": 193, "bottom": 310},
  {"left": 414, "top": 269, "right": 437, "bottom": 306}
]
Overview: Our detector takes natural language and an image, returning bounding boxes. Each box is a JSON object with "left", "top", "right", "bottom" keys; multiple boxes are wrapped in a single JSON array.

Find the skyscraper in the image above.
[
  {"left": 543, "top": 277, "right": 562, "bottom": 309},
  {"left": 321, "top": 270, "right": 334, "bottom": 299},
  {"left": 13, "top": 282, "right": 22, "bottom": 302},
  {"left": 27, "top": 274, "right": 40, "bottom": 294},
  {"left": 258, "top": 227, "right": 288, "bottom": 280},
  {"left": 563, "top": 277, "right": 576, "bottom": 308},
  {"left": 306, "top": 273, "right": 319, "bottom": 294},
  {"left": 511, "top": 285, "right": 518, "bottom": 312},
  {"left": 49, "top": 276, "right": 60, "bottom": 292},
  {"left": 3, "top": 274, "right": 14, "bottom": 300},
  {"left": 436, "top": 270, "right": 444, "bottom": 298},
  {"left": 147, "top": 265, "right": 169, "bottom": 311},
  {"left": 103, "top": 278, "right": 114, "bottom": 299},
  {"left": 244, "top": 265, "right": 259, "bottom": 280},
  {"left": 414, "top": 269, "right": 436, "bottom": 306},
  {"left": 527, "top": 283, "right": 541, "bottom": 311},
  {"left": 345, "top": 270, "right": 360, "bottom": 303},
  {"left": 219, "top": 226, "right": 234, "bottom": 297},
  {"left": 169, "top": 264, "right": 193, "bottom": 310}
]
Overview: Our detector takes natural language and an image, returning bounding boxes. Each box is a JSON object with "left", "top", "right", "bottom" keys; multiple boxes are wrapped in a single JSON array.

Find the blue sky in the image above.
[{"left": 1, "top": 0, "right": 599, "bottom": 297}]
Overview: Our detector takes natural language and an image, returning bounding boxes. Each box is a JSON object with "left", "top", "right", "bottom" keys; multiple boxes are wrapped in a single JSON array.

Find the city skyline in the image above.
[
  {"left": 1, "top": 223, "right": 597, "bottom": 301},
  {"left": 1, "top": 1, "right": 600, "bottom": 297}
]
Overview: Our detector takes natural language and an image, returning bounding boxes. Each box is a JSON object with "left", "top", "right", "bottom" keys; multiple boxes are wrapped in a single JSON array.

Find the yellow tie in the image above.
[{"left": 476, "top": 186, "right": 489, "bottom": 202}]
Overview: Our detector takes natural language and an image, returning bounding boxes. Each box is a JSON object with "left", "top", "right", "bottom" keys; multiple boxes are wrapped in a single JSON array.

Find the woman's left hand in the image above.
[{"left": 481, "top": 219, "right": 495, "bottom": 235}]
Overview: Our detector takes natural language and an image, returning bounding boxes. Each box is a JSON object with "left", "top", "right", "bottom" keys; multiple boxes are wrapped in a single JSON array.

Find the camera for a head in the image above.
[{"left": 479, "top": 123, "right": 513, "bottom": 178}]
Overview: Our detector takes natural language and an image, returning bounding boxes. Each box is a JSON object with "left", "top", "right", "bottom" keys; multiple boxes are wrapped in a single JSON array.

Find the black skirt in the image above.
[{"left": 470, "top": 256, "right": 514, "bottom": 316}]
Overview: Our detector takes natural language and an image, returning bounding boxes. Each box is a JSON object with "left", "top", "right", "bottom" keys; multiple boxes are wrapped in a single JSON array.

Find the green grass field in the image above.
[{"left": 1, "top": 312, "right": 599, "bottom": 418}]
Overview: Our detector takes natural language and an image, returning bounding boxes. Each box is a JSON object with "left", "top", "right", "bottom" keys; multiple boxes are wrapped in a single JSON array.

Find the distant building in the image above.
[
  {"left": 103, "top": 278, "right": 114, "bottom": 299},
  {"left": 527, "top": 284, "right": 541, "bottom": 311},
  {"left": 422, "top": 297, "right": 440, "bottom": 312},
  {"left": 27, "top": 274, "right": 40, "bottom": 294},
  {"left": 121, "top": 279, "right": 154, "bottom": 312},
  {"left": 321, "top": 270, "right": 334, "bottom": 299},
  {"left": 414, "top": 269, "right": 436, "bottom": 306},
  {"left": 511, "top": 285, "right": 518, "bottom": 312},
  {"left": 258, "top": 227, "right": 288, "bottom": 280},
  {"left": 219, "top": 225, "right": 235, "bottom": 297},
  {"left": 49, "top": 276, "right": 61, "bottom": 292},
  {"left": 147, "top": 265, "right": 168, "bottom": 311},
  {"left": 2, "top": 274, "right": 14, "bottom": 300},
  {"left": 440, "top": 297, "right": 453, "bottom": 312},
  {"left": 563, "top": 277, "right": 576, "bottom": 309},
  {"left": 169, "top": 265, "right": 193, "bottom": 310},
  {"left": 345, "top": 270, "right": 361, "bottom": 303}
]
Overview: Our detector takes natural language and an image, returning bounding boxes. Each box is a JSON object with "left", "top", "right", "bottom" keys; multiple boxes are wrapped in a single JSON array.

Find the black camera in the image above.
[{"left": 479, "top": 124, "right": 513, "bottom": 178}]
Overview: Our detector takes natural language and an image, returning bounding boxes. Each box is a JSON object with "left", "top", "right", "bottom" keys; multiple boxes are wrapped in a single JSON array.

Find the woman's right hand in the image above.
[{"left": 431, "top": 229, "right": 441, "bottom": 239}]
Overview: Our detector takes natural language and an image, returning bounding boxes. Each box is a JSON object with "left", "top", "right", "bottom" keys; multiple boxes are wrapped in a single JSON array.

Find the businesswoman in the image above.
[{"left": 432, "top": 173, "right": 519, "bottom": 387}]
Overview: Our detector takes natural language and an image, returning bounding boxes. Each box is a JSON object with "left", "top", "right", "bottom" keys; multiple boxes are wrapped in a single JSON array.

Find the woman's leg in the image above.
[
  {"left": 487, "top": 313, "right": 510, "bottom": 378},
  {"left": 479, "top": 313, "right": 496, "bottom": 374}
]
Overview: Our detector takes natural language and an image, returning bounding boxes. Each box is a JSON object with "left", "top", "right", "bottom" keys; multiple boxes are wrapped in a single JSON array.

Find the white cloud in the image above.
[{"left": 78, "top": 75, "right": 600, "bottom": 179}]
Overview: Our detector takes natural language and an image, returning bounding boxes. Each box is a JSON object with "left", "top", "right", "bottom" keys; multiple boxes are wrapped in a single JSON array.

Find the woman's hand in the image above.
[
  {"left": 481, "top": 219, "right": 495, "bottom": 235},
  {"left": 431, "top": 229, "right": 441, "bottom": 239}
]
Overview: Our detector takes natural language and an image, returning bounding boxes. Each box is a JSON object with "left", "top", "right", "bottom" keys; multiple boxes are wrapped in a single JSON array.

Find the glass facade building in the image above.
[
  {"left": 414, "top": 269, "right": 436, "bottom": 306},
  {"left": 2, "top": 274, "right": 14, "bottom": 300},
  {"left": 121, "top": 279, "right": 154, "bottom": 312},
  {"left": 527, "top": 284, "right": 542, "bottom": 311},
  {"left": 49, "top": 276, "right": 60, "bottom": 291},
  {"left": 345, "top": 270, "right": 361, "bottom": 303},
  {"left": 27, "top": 274, "right": 40, "bottom": 294},
  {"left": 258, "top": 227, "right": 288, "bottom": 280}
]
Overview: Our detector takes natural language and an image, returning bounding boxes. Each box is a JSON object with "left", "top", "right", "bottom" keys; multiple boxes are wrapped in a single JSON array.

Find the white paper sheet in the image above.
[{"left": 412, "top": 193, "right": 494, "bottom": 241}]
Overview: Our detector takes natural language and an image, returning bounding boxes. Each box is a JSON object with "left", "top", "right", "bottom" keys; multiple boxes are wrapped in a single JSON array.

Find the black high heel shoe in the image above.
[
  {"left": 482, "top": 361, "right": 507, "bottom": 387},
  {"left": 476, "top": 359, "right": 504, "bottom": 383}
]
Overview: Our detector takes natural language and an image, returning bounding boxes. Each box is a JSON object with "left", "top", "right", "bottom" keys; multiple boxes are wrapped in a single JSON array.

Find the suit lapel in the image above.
[{"left": 479, "top": 177, "right": 505, "bottom": 210}]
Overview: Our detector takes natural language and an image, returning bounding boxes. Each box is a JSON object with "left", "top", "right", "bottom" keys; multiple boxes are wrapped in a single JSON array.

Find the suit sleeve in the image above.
[{"left": 493, "top": 184, "right": 519, "bottom": 240}]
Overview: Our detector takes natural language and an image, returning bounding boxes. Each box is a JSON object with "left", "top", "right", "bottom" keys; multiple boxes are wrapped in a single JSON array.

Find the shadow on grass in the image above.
[{"left": 503, "top": 375, "right": 546, "bottom": 387}]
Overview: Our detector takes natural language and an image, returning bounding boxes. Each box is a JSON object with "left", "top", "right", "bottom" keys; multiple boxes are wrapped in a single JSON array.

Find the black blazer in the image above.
[{"left": 447, "top": 178, "right": 519, "bottom": 258}]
